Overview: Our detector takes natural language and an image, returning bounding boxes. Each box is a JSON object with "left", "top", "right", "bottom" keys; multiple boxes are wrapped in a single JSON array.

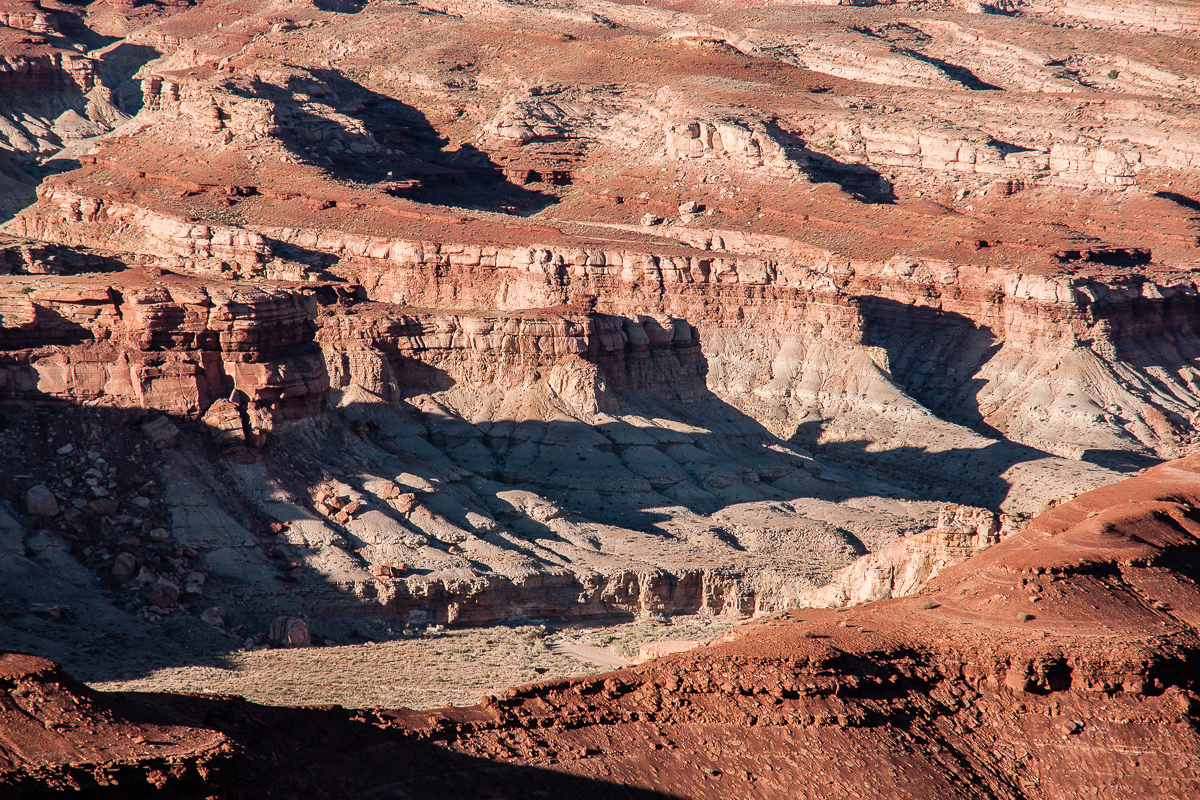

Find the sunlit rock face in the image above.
[{"left": 0, "top": 0, "right": 1198, "bottom": 760}]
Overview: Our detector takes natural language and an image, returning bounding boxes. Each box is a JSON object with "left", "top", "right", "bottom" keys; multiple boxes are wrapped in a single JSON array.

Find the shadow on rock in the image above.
[{"left": 229, "top": 71, "right": 558, "bottom": 215}]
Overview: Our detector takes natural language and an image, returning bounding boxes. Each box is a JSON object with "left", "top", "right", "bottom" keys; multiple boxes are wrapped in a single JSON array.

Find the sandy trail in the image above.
[{"left": 548, "top": 641, "right": 630, "bottom": 667}]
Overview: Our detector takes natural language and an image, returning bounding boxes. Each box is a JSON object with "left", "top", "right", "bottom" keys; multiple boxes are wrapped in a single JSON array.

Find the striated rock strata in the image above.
[{"left": 3, "top": 454, "right": 1198, "bottom": 798}]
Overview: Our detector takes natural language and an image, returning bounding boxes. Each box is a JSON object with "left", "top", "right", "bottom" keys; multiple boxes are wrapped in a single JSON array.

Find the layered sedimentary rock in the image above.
[
  {"left": 796, "top": 503, "right": 1010, "bottom": 607},
  {"left": 0, "top": 270, "right": 327, "bottom": 422},
  {"left": 360, "top": 454, "right": 1200, "bottom": 798},
  {"left": 4, "top": 454, "right": 1197, "bottom": 799},
  {"left": 317, "top": 304, "right": 706, "bottom": 409},
  {"left": 0, "top": 0, "right": 128, "bottom": 158},
  {"left": 0, "top": 267, "right": 944, "bottom": 637},
  {"left": 1031, "top": 0, "right": 1200, "bottom": 33},
  {"left": 14, "top": 179, "right": 1198, "bottom": 468},
  {"left": 0, "top": 652, "right": 231, "bottom": 795},
  {"left": 0, "top": 0, "right": 1198, "bottom": 717}
]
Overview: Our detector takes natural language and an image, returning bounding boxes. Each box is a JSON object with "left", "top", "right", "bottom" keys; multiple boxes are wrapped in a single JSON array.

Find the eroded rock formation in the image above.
[
  {"left": 3, "top": 453, "right": 1198, "bottom": 799},
  {"left": 1, "top": 0, "right": 1198, "bottom": 790}
]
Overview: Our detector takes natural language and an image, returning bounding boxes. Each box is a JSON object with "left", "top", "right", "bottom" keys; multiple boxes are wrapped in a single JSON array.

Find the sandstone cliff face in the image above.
[
  {"left": 1029, "top": 0, "right": 1200, "bottom": 33},
  {"left": 0, "top": 1, "right": 128, "bottom": 158},
  {"left": 254, "top": 226, "right": 1199, "bottom": 466},
  {"left": 4, "top": 456, "right": 1197, "bottom": 799},
  {"left": 317, "top": 305, "right": 706, "bottom": 410},
  {"left": 0, "top": 49, "right": 111, "bottom": 155},
  {"left": 0, "top": 263, "right": 948, "bottom": 637},
  {"left": 0, "top": 271, "right": 327, "bottom": 422},
  {"left": 1, "top": 0, "right": 1199, "bottom": 705},
  {"left": 13, "top": 173, "right": 1197, "bottom": 467},
  {"left": 796, "top": 503, "right": 1010, "bottom": 608},
  {"left": 8, "top": 186, "right": 272, "bottom": 277},
  {"left": 358, "top": 455, "right": 1200, "bottom": 799}
]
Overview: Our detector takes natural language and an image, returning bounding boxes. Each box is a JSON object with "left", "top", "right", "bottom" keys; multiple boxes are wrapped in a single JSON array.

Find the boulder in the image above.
[
  {"left": 25, "top": 485, "right": 59, "bottom": 516},
  {"left": 1005, "top": 668, "right": 1037, "bottom": 694},
  {"left": 200, "top": 606, "right": 225, "bottom": 628},
  {"left": 88, "top": 498, "right": 119, "bottom": 516},
  {"left": 183, "top": 571, "right": 206, "bottom": 594},
  {"left": 392, "top": 492, "right": 418, "bottom": 514},
  {"left": 269, "top": 616, "right": 311, "bottom": 647},
  {"left": 369, "top": 561, "right": 407, "bottom": 578},
  {"left": 140, "top": 415, "right": 179, "bottom": 448},
  {"left": 146, "top": 579, "right": 180, "bottom": 608},
  {"left": 111, "top": 552, "right": 138, "bottom": 581},
  {"left": 202, "top": 399, "right": 248, "bottom": 454}
]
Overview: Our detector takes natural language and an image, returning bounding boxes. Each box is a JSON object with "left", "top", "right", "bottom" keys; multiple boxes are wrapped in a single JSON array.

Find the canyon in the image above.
[
  {"left": 3, "top": 447, "right": 1199, "bottom": 798},
  {"left": 0, "top": 0, "right": 1197, "bottom": 794}
]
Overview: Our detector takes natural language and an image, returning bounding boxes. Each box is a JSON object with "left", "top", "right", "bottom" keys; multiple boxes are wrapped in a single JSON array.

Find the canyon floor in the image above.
[
  {"left": 1, "top": 0, "right": 1199, "bottom": 794},
  {"left": 3, "top": 453, "right": 1199, "bottom": 798}
]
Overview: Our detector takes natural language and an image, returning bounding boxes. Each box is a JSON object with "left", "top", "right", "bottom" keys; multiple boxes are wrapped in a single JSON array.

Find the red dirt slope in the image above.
[
  {"left": 0, "top": 652, "right": 231, "bottom": 795},
  {"left": 3, "top": 456, "right": 1199, "bottom": 799},
  {"left": 375, "top": 454, "right": 1200, "bottom": 798}
]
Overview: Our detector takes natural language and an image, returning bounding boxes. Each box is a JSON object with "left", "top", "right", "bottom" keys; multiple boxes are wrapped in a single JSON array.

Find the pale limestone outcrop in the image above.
[
  {"left": 0, "top": 51, "right": 106, "bottom": 154},
  {"left": 10, "top": 164, "right": 1200, "bottom": 466},
  {"left": 1038, "top": 0, "right": 1200, "bottom": 33},
  {"left": 486, "top": 98, "right": 601, "bottom": 147},
  {"left": 859, "top": 123, "right": 1051, "bottom": 180},
  {"left": 664, "top": 118, "right": 804, "bottom": 177},
  {"left": 8, "top": 187, "right": 270, "bottom": 276},
  {"left": 795, "top": 505, "right": 1008, "bottom": 608},
  {"left": 316, "top": 305, "right": 706, "bottom": 413}
]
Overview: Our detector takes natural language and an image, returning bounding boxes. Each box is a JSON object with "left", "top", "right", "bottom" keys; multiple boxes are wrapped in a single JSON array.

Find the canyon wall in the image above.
[
  {"left": 10, "top": 186, "right": 1199, "bottom": 469},
  {"left": 0, "top": 0, "right": 1198, "bottom": 649},
  {"left": 5, "top": 455, "right": 1197, "bottom": 799}
]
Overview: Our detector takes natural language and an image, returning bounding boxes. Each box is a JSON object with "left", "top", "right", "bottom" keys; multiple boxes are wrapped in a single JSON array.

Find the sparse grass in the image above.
[
  {"left": 88, "top": 616, "right": 743, "bottom": 709},
  {"left": 89, "top": 624, "right": 594, "bottom": 709},
  {"left": 606, "top": 617, "right": 739, "bottom": 659}
]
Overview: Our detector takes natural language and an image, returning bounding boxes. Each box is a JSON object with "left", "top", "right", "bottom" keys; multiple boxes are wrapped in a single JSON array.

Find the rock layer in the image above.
[
  {"left": 0, "top": 0, "right": 1198, "bottom": 736},
  {"left": 3, "top": 454, "right": 1198, "bottom": 799},
  {"left": 0, "top": 270, "right": 327, "bottom": 421}
]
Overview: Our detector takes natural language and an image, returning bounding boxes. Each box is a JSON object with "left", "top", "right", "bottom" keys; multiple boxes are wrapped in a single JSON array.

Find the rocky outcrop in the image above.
[
  {"left": 359, "top": 454, "right": 1200, "bottom": 798},
  {"left": 6, "top": 456, "right": 1199, "bottom": 799},
  {"left": 2, "top": 0, "right": 1199, "bottom": 722},
  {"left": 0, "top": 652, "right": 232, "bottom": 795},
  {"left": 13, "top": 179, "right": 1196, "bottom": 465},
  {"left": 1034, "top": 0, "right": 1200, "bottom": 33},
  {"left": 318, "top": 304, "right": 707, "bottom": 408},
  {"left": 0, "top": 5, "right": 58, "bottom": 34},
  {"left": 796, "top": 504, "right": 1009, "bottom": 608},
  {"left": 0, "top": 271, "right": 328, "bottom": 421},
  {"left": 345, "top": 566, "right": 795, "bottom": 626},
  {"left": 0, "top": 22, "right": 121, "bottom": 156},
  {"left": 0, "top": 235, "right": 123, "bottom": 275},
  {"left": 8, "top": 187, "right": 272, "bottom": 277},
  {"left": 664, "top": 117, "right": 804, "bottom": 177}
]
